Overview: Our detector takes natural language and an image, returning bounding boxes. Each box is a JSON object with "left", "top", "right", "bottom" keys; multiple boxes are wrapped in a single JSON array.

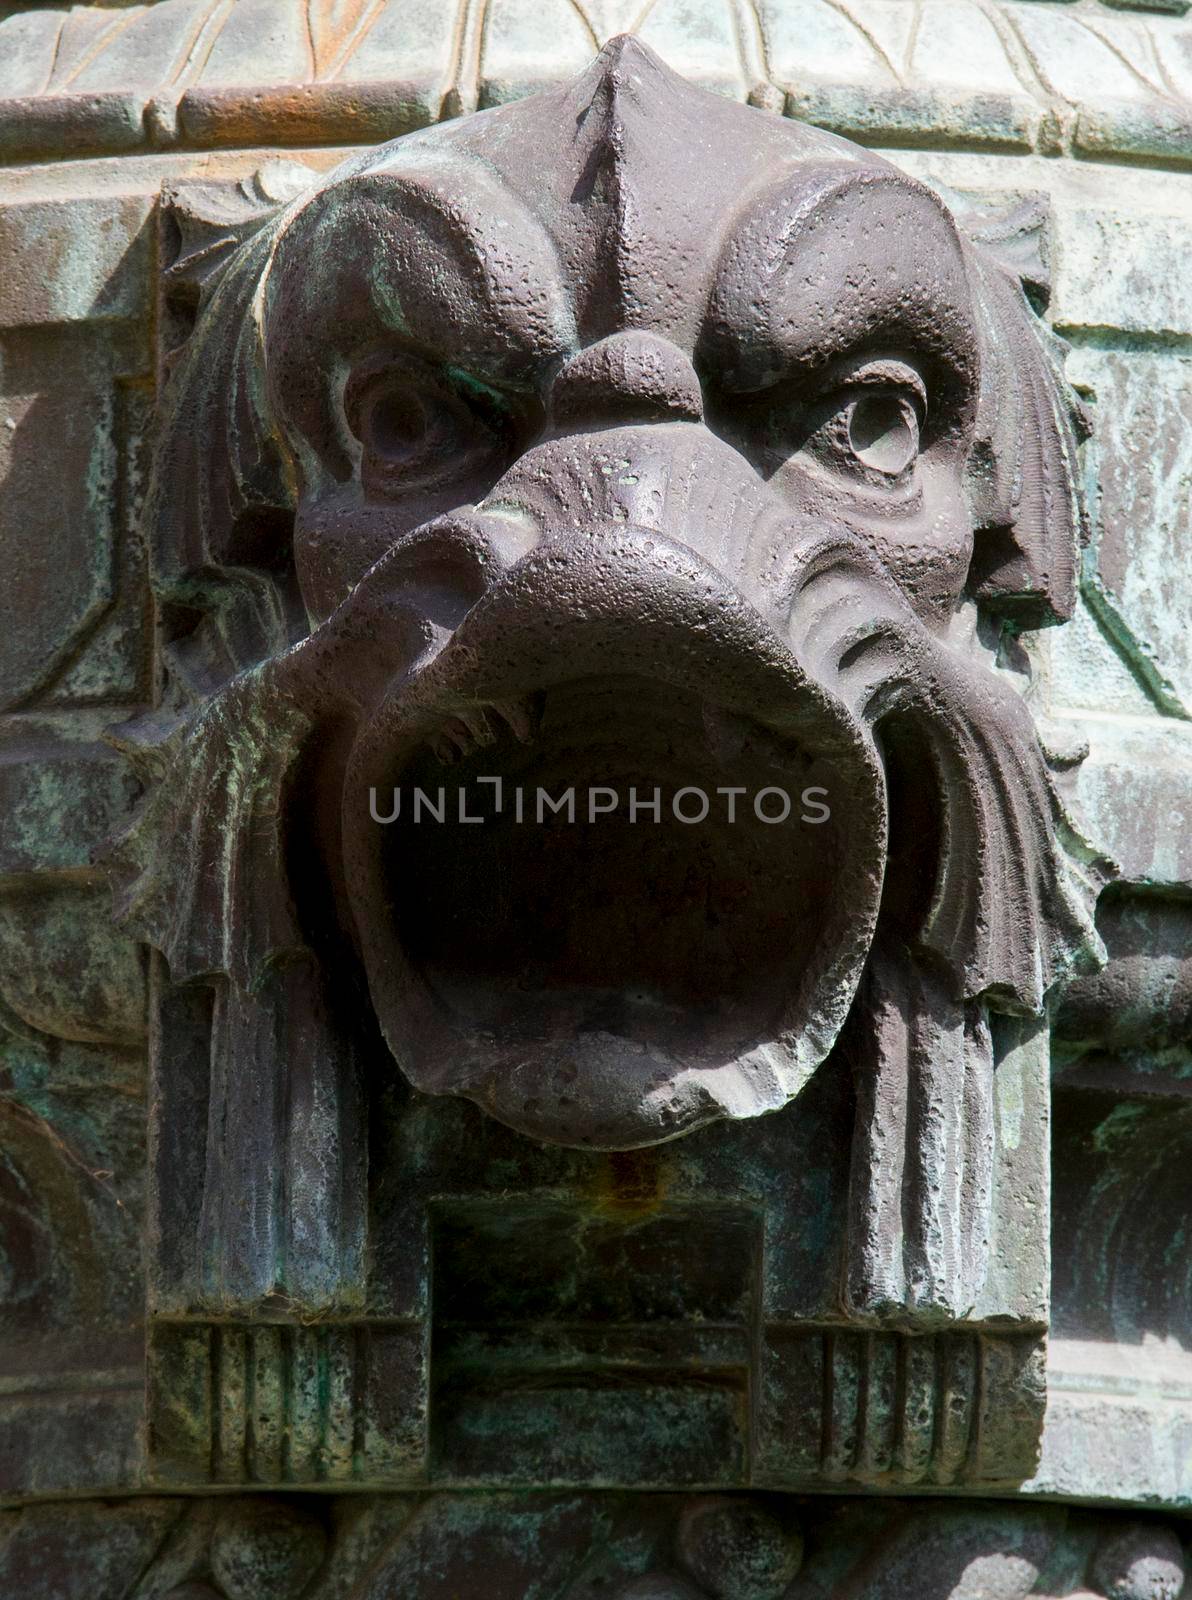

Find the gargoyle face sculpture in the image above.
[{"left": 119, "top": 38, "right": 1100, "bottom": 1166}]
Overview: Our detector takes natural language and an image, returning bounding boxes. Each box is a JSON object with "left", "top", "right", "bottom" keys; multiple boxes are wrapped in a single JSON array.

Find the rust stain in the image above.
[{"left": 590, "top": 1148, "right": 667, "bottom": 1218}]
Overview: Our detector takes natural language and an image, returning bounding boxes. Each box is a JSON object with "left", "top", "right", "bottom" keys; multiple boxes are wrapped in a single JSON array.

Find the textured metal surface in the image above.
[
  {"left": 85, "top": 41, "right": 1105, "bottom": 1499},
  {"left": 1, "top": 1491, "right": 1189, "bottom": 1599},
  {"left": 0, "top": 7, "right": 1190, "bottom": 1591},
  {"left": 1, "top": 0, "right": 1192, "bottom": 168}
]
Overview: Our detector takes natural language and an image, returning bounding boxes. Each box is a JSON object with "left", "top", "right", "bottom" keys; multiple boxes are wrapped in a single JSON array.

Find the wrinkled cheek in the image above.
[
  {"left": 859, "top": 501, "right": 975, "bottom": 622},
  {"left": 295, "top": 490, "right": 477, "bottom": 624},
  {"left": 295, "top": 496, "right": 400, "bottom": 624},
  {"left": 776, "top": 464, "right": 974, "bottom": 624}
]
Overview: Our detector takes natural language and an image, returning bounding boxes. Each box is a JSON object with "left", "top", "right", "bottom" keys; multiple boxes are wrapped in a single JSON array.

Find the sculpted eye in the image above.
[
  {"left": 362, "top": 380, "right": 478, "bottom": 467},
  {"left": 367, "top": 386, "right": 438, "bottom": 459},
  {"left": 797, "top": 360, "right": 927, "bottom": 488},
  {"left": 345, "top": 356, "right": 512, "bottom": 494},
  {"left": 846, "top": 390, "right": 920, "bottom": 476}
]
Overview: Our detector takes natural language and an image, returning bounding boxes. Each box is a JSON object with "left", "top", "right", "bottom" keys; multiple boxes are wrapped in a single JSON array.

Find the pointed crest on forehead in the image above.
[
  {"left": 140, "top": 33, "right": 1087, "bottom": 686},
  {"left": 442, "top": 35, "right": 879, "bottom": 344}
]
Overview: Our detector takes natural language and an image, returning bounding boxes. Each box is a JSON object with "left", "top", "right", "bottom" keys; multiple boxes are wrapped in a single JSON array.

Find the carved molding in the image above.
[
  {"left": 2, "top": 1, "right": 1192, "bottom": 170},
  {"left": 1, "top": 1492, "right": 1188, "bottom": 1600}
]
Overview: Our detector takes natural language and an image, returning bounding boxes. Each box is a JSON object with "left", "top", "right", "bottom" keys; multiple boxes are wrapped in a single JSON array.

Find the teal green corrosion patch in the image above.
[
  {"left": 1090, "top": 1100, "right": 1153, "bottom": 1155},
  {"left": 0, "top": 740, "right": 139, "bottom": 877},
  {"left": 358, "top": 1494, "right": 621, "bottom": 1597}
]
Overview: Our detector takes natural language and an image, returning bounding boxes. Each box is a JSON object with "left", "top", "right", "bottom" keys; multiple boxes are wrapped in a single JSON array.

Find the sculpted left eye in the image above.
[
  {"left": 365, "top": 383, "right": 464, "bottom": 463},
  {"left": 345, "top": 357, "right": 510, "bottom": 493}
]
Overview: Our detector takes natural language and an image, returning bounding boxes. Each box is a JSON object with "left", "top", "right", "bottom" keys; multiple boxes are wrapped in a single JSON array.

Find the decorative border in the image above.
[
  {"left": 148, "top": 1322, "right": 1044, "bottom": 1489},
  {"left": 0, "top": 0, "right": 1190, "bottom": 171}
]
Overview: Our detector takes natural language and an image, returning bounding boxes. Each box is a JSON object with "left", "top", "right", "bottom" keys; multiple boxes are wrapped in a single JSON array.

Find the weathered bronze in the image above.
[
  {"left": 99, "top": 37, "right": 1103, "bottom": 1492},
  {"left": 1, "top": 8, "right": 1190, "bottom": 1596}
]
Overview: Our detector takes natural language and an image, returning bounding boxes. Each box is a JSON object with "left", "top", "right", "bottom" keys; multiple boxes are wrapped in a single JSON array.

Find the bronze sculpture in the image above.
[
  {"left": 5, "top": 7, "right": 1192, "bottom": 1591},
  {"left": 98, "top": 39, "right": 1104, "bottom": 1492}
]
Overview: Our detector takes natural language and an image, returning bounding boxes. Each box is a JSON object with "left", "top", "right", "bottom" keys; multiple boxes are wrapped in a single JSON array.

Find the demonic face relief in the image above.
[
  {"left": 268, "top": 54, "right": 983, "bottom": 632},
  {"left": 118, "top": 38, "right": 1098, "bottom": 1174}
]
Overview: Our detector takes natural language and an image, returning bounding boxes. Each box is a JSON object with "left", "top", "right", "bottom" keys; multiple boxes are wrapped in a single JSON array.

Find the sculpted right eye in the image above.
[
  {"left": 801, "top": 363, "right": 927, "bottom": 488},
  {"left": 842, "top": 389, "right": 921, "bottom": 476}
]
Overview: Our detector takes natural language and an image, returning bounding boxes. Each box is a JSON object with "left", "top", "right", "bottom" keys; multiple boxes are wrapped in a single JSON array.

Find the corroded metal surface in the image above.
[
  {"left": 2, "top": 1493, "right": 1190, "bottom": 1599},
  {"left": 93, "top": 38, "right": 1108, "bottom": 1494},
  {"left": 1, "top": 0, "right": 1192, "bottom": 169},
  {"left": 0, "top": 1, "right": 1190, "bottom": 1592}
]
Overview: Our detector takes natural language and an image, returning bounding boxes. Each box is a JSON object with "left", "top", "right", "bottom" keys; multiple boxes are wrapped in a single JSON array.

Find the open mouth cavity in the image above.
[
  {"left": 395, "top": 672, "right": 837, "bottom": 1048},
  {"left": 342, "top": 530, "right": 885, "bottom": 1148}
]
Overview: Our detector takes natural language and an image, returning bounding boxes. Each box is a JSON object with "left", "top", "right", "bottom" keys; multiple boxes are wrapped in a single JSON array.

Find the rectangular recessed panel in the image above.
[{"left": 430, "top": 1200, "right": 759, "bottom": 1484}]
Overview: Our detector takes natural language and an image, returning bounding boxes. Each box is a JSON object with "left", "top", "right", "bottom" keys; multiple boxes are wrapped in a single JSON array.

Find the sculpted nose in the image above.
[{"left": 550, "top": 330, "right": 704, "bottom": 427}]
